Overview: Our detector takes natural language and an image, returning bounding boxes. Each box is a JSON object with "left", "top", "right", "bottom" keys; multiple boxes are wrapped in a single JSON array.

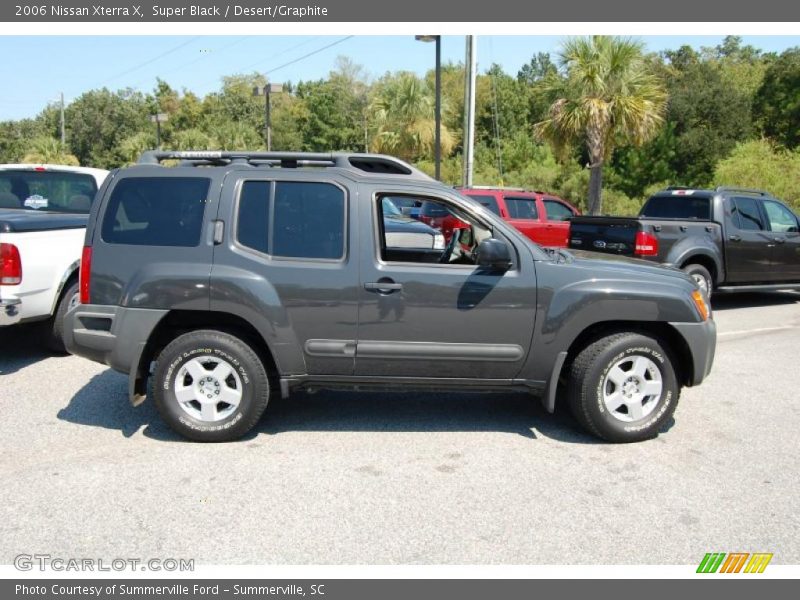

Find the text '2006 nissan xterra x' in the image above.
[{"left": 65, "top": 151, "right": 716, "bottom": 443}]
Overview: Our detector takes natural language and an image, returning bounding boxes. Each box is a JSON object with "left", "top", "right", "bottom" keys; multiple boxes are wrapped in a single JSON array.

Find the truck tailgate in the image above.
[{"left": 568, "top": 216, "right": 641, "bottom": 256}]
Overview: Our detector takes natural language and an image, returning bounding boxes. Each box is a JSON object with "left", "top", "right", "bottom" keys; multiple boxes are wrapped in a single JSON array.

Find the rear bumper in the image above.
[
  {"left": 0, "top": 297, "right": 21, "bottom": 326},
  {"left": 669, "top": 318, "right": 717, "bottom": 386},
  {"left": 64, "top": 303, "right": 167, "bottom": 380}
]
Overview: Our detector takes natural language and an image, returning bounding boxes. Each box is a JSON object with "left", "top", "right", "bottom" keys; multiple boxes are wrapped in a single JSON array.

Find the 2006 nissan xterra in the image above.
[{"left": 64, "top": 151, "right": 716, "bottom": 443}]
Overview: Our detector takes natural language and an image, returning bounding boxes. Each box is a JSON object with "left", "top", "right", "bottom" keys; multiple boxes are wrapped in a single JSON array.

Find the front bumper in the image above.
[
  {"left": 669, "top": 318, "right": 717, "bottom": 386},
  {"left": 0, "top": 297, "right": 21, "bottom": 326}
]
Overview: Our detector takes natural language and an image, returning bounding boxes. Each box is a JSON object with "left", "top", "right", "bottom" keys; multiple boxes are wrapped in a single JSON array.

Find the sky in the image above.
[{"left": 0, "top": 35, "right": 797, "bottom": 121}]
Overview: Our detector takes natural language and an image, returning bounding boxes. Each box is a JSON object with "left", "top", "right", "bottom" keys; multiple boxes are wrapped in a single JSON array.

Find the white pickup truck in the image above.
[{"left": 0, "top": 164, "right": 109, "bottom": 351}]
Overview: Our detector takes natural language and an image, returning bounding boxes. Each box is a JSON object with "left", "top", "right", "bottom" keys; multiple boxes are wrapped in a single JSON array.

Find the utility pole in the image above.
[
  {"left": 462, "top": 35, "right": 477, "bottom": 187},
  {"left": 59, "top": 92, "right": 66, "bottom": 147}
]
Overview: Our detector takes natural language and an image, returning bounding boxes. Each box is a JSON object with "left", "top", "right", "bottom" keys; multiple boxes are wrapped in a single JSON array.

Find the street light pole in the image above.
[
  {"left": 149, "top": 113, "right": 168, "bottom": 149},
  {"left": 416, "top": 35, "right": 442, "bottom": 181},
  {"left": 253, "top": 82, "right": 284, "bottom": 151}
]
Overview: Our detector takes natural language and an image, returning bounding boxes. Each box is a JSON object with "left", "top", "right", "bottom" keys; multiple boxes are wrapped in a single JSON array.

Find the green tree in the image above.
[
  {"left": 535, "top": 36, "right": 667, "bottom": 214},
  {"left": 0, "top": 119, "right": 45, "bottom": 163},
  {"left": 369, "top": 72, "right": 456, "bottom": 161},
  {"left": 662, "top": 56, "right": 754, "bottom": 185},
  {"left": 714, "top": 139, "right": 800, "bottom": 209},
  {"left": 22, "top": 136, "right": 79, "bottom": 165},
  {"left": 753, "top": 48, "right": 800, "bottom": 149},
  {"left": 65, "top": 88, "right": 151, "bottom": 168}
]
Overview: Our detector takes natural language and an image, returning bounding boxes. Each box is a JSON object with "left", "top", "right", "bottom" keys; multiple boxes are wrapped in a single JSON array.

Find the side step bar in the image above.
[{"left": 716, "top": 283, "right": 800, "bottom": 293}]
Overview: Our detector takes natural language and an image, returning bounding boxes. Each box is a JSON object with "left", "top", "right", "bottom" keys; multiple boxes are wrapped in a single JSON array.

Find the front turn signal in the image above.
[{"left": 691, "top": 289, "right": 710, "bottom": 321}]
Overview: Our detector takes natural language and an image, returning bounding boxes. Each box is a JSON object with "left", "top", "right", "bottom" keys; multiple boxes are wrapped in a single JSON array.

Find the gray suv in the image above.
[{"left": 65, "top": 151, "right": 716, "bottom": 443}]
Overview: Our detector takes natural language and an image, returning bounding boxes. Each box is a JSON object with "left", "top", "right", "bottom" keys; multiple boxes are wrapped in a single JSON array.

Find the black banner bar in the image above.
[
  {"left": 3, "top": 0, "right": 800, "bottom": 22},
  {"left": 4, "top": 579, "right": 798, "bottom": 600}
]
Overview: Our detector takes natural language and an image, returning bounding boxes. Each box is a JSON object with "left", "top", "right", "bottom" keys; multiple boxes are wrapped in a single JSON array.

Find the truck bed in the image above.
[{"left": 569, "top": 215, "right": 722, "bottom": 262}]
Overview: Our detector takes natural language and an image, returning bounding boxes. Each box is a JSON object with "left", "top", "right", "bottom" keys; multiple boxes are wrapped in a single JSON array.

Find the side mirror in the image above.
[{"left": 476, "top": 238, "right": 512, "bottom": 271}]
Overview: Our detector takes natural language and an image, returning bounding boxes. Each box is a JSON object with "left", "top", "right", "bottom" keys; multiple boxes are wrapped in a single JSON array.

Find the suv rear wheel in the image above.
[
  {"left": 153, "top": 330, "right": 270, "bottom": 442},
  {"left": 567, "top": 332, "right": 680, "bottom": 443}
]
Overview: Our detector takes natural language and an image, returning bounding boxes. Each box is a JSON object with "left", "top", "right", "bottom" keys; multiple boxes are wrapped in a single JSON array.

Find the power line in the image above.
[
  {"left": 242, "top": 36, "right": 321, "bottom": 71},
  {"left": 98, "top": 37, "right": 202, "bottom": 87},
  {"left": 263, "top": 36, "right": 354, "bottom": 77},
  {"left": 133, "top": 36, "right": 252, "bottom": 88}
]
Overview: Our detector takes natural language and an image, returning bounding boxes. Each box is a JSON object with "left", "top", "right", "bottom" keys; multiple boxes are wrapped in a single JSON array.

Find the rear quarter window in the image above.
[{"left": 101, "top": 177, "right": 210, "bottom": 246}]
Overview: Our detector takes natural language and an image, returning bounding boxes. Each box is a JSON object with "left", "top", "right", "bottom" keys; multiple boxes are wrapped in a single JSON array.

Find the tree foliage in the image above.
[
  {"left": 753, "top": 48, "right": 800, "bottom": 150},
  {"left": 535, "top": 36, "right": 667, "bottom": 214},
  {"left": 0, "top": 37, "right": 795, "bottom": 217}
]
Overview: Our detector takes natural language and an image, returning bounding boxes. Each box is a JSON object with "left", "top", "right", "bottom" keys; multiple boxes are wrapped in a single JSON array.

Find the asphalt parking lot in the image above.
[{"left": 1, "top": 292, "right": 799, "bottom": 566}]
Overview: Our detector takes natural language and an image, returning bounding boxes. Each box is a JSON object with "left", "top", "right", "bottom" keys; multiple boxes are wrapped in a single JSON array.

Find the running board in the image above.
[
  {"left": 279, "top": 375, "right": 546, "bottom": 398},
  {"left": 716, "top": 283, "right": 800, "bottom": 293}
]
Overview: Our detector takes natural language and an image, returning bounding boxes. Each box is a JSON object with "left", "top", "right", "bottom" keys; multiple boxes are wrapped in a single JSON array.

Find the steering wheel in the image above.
[{"left": 438, "top": 231, "right": 460, "bottom": 264}]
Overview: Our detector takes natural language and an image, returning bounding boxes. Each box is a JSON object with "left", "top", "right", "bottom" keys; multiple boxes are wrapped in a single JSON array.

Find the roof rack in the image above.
[
  {"left": 456, "top": 185, "right": 527, "bottom": 192},
  {"left": 715, "top": 186, "right": 769, "bottom": 196},
  {"left": 137, "top": 151, "right": 435, "bottom": 180}
]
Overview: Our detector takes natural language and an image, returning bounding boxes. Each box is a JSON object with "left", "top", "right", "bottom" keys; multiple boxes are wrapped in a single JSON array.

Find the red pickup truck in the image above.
[{"left": 457, "top": 187, "right": 580, "bottom": 247}]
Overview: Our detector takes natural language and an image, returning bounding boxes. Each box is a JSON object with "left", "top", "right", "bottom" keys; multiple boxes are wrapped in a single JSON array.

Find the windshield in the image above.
[{"left": 0, "top": 170, "right": 98, "bottom": 214}]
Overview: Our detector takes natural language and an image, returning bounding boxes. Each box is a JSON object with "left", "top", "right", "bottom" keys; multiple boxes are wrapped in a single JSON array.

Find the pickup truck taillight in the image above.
[
  {"left": 79, "top": 246, "right": 92, "bottom": 304},
  {"left": 0, "top": 243, "right": 22, "bottom": 285},
  {"left": 634, "top": 231, "right": 659, "bottom": 256}
]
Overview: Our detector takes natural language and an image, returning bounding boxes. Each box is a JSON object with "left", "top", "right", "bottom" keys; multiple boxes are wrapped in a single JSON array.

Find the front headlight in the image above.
[{"left": 433, "top": 233, "right": 446, "bottom": 250}]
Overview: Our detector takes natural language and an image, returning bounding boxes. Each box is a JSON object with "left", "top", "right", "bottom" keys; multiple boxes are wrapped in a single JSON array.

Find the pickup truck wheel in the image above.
[
  {"left": 45, "top": 280, "right": 80, "bottom": 353},
  {"left": 682, "top": 264, "right": 713, "bottom": 298},
  {"left": 567, "top": 333, "right": 680, "bottom": 443},
  {"left": 153, "top": 330, "right": 270, "bottom": 442}
]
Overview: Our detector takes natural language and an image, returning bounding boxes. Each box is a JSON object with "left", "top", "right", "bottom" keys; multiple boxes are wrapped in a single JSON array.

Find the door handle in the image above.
[
  {"left": 364, "top": 281, "right": 403, "bottom": 293},
  {"left": 774, "top": 237, "right": 786, "bottom": 244},
  {"left": 728, "top": 235, "right": 741, "bottom": 242}
]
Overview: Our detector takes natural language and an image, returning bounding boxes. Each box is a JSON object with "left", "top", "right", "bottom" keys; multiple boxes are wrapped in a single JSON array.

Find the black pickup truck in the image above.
[{"left": 568, "top": 187, "right": 800, "bottom": 296}]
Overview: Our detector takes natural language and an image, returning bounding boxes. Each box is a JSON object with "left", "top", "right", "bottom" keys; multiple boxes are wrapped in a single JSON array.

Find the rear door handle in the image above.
[
  {"left": 774, "top": 237, "right": 786, "bottom": 244},
  {"left": 364, "top": 281, "right": 403, "bottom": 293},
  {"left": 728, "top": 235, "right": 741, "bottom": 242}
]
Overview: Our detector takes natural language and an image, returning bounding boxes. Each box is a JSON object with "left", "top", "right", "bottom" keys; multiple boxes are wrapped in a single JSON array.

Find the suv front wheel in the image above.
[
  {"left": 153, "top": 330, "right": 270, "bottom": 442},
  {"left": 567, "top": 332, "right": 680, "bottom": 443}
]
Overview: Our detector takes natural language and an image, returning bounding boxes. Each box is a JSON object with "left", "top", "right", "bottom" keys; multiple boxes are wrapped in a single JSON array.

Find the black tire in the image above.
[
  {"left": 567, "top": 332, "right": 680, "bottom": 443},
  {"left": 682, "top": 263, "right": 713, "bottom": 298},
  {"left": 153, "top": 330, "right": 270, "bottom": 442},
  {"left": 45, "top": 279, "right": 79, "bottom": 353}
]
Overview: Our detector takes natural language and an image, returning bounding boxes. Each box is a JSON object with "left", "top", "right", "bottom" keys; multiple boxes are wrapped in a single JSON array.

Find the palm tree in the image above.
[
  {"left": 535, "top": 36, "right": 667, "bottom": 214},
  {"left": 22, "top": 136, "right": 79, "bottom": 166},
  {"left": 369, "top": 72, "right": 455, "bottom": 161}
]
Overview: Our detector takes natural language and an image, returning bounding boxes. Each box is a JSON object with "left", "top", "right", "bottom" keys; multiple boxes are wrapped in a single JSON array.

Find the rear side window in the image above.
[
  {"left": 463, "top": 193, "right": 501, "bottom": 216},
  {"left": 505, "top": 197, "right": 538, "bottom": 219},
  {"left": 0, "top": 169, "right": 98, "bottom": 213},
  {"left": 543, "top": 199, "right": 575, "bottom": 221},
  {"left": 640, "top": 195, "right": 711, "bottom": 219},
  {"left": 236, "top": 181, "right": 345, "bottom": 260},
  {"left": 731, "top": 197, "right": 765, "bottom": 231},
  {"left": 101, "top": 177, "right": 210, "bottom": 246}
]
